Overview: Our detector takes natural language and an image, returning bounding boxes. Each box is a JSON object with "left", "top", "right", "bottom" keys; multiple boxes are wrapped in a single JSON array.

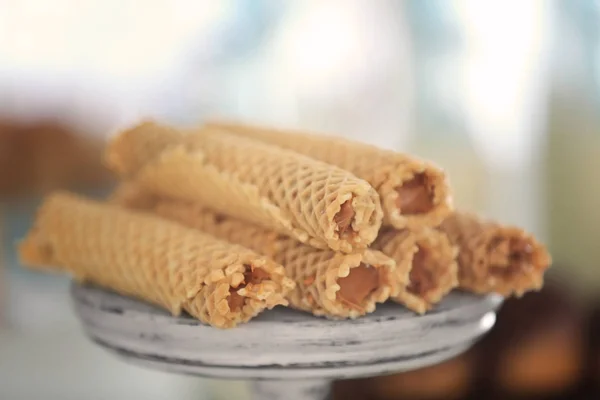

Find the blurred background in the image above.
[{"left": 0, "top": 0, "right": 599, "bottom": 399}]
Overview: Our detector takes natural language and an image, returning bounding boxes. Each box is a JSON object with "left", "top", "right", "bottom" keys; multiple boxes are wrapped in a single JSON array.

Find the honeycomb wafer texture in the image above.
[
  {"left": 18, "top": 192, "right": 294, "bottom": 329},
  {"left": 204, "top": 120, "right": 453, "bottom": 230},
  {"left": 113, "top": 187, "right": 399, "bottom": 319},
  {"left": 374, "top": 228, "right": 458, "bottom": 314},
  {"left": 106, "top": 121, "right": 383, "bottom": 253},
  {"left": 439, "top": 212, "right": 551, "bottom": 296}
]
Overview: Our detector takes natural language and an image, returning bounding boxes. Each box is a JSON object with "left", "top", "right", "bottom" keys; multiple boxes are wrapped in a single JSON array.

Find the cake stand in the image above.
[{"left": 71, "top": 283, "right": 502, "bottom": 400}]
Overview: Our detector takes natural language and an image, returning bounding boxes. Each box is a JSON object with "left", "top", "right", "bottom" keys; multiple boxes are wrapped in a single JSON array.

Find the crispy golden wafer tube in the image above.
[
  {"left": 374, "top": 229, "right": 458, "bottom": 314},
  {"left": 18, "top": 192, "right": 294, "bottom": 329},
  {"left": 105, "top": 121, "right": 383, "bottom": 253},
  {"left": 439, "top": 212, "right": 551, "bottom": 296},
  {"left": 112, "top": 185, "right": 400, "bottom": 319},
  {"left": 107, "top": 179, "right": 159, "bottom": 210},
  {"left": 204, "top": 120, "right": 453, "bottom": 230}
]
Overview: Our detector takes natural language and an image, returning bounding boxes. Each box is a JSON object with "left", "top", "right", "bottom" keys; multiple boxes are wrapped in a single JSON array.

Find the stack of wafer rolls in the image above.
[
  {"left": 111, "top": 183, "right": 403, "bottom": 319},
  {"left": 18, "top": 192, "right": 294, "bottom": 329},
  {"left": 105, "top": 121, "right": 383, "bottom": 253},
  {"left": 439, "top": 212, "right": 551, "bottom": 296},
  {"left": 17, "top": 118, "right": 552, "bottom": 328},
  {"left": 204, "top": 120, "right": 453, "bottom": 230}
]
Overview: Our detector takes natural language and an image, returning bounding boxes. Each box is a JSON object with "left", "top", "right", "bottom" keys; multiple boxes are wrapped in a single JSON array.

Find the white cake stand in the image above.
[{"left": 71, "top": 284, "right": 502, "bottom": 400}]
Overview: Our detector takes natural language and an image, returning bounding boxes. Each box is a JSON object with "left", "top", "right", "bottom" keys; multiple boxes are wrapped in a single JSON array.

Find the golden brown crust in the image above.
[
  {"left": 439, "top": 212, "right": 551, "bottom": 296},
  {"left": 115, "top": 190, "right": 398, "bottom": 319},
  {"left": 374, "top": 228, "right": 458, "bottom": 314},
  {"left": 204, "top": 120, "right": 453, "bottom": 229},
  {"left": 105, "top": 121, "right": 383, "bottom": 253},
  {"left": 18, "top": 192, "right": 293, "bottom": 328}
]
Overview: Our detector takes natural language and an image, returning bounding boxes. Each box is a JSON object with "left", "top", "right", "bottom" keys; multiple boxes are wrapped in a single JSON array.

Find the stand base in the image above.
[{"left": 252, "top": 379, "right": 331, "bottom": 400}]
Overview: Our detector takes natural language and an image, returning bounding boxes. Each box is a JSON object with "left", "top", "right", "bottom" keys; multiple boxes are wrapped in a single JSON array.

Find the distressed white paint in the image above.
[{"left": 71, "top": 284, "right": 502, "bottom": 400}]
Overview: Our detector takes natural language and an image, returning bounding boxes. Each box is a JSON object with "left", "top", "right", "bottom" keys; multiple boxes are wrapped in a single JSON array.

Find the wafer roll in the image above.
[
  {"left": 113, "top": 186, "right": 400, "bottom": 319},
  {"left": 439, "top": 212, "right": 551, "bottom": 296},
  {"left": 18, "top": 192, "right": 294, "bottom": 329},
  {"left": 205, "top": 120, "right": 453, "bottom": 230},
  {"left": 374, "top": 229, "right": 459, "bottom": 314},
  {"left": 106, "top": 121, "right": 383, "bottom": 253},
  {"left": 107, "top": 180, "right": 159, "bottom": 210}
]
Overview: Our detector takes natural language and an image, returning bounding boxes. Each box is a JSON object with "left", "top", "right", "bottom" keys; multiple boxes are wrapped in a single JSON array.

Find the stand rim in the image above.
[{"left": 71, "top": 283, "right": 501, "bottom": 381}]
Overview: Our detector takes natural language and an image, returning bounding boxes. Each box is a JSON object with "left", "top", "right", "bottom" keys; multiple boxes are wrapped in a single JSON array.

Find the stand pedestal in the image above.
[
  {"left": 252, "top": 380, "right": 331, "bottom": 400},
  {"left": 72, "top": 284, "right": 501, "bottom": 400}
]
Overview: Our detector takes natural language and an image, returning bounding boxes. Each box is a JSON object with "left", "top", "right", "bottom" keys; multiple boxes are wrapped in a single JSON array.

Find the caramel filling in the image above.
[
  {"left": 227, "top": 289, "right": 246, "bottom": 312},
  {"left": 334, "top": 199, "right": 356, "bottom": 239},
  {"left": 488, "top": 237, "right": 534, "bottom": 278},
  {"left": 407, "top": 247, "right": 437, "bottom": 296},
  {"left": 227, "top": 265, "right": 270, "bottom": 312},
  {"left": 336, "top": 263, "right": 380, "bottom": 311},
  {"left": 395, "top": 173, "right": 434, "bottom": 215}
]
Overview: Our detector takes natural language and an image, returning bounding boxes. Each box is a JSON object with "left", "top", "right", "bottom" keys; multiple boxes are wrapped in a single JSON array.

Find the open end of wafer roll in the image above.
[
  {"left": 405, "top": 248, "right": 436, "bottom": 298},
  {"left": 227, "top": 263, "right": 273, "bottom": 312},
  {"left": 333, "top": 199, "right": 356, "bottom": 240},
  {"left": 389, "top": 164, "right": 452, "bottom": 229},
  {"left": 330, "top": 194, "right": 381, "bottom": 250},
  {"left": 440, "top": 212, "right": 551, "bottom": 297},
  {"left": 405, "top": 231, "right": 459, "bottom": 307},
  {"left": 317, "top": 250, "right": 397, "bottom": 319},
  {"left": 374, "top": 228, "right": 458, "bottom": 314},
  {"left": 192, "top": 259, "right": 295, "bottom": 329},
  {"left": 395, "top": 173, "right": 435, "bottom": 215},
  {"left": 336, "top": 263, "right": 384, "bottom": 311},
  {"left": 468, "top": 227, "right": 551, "bottom": 296}
]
